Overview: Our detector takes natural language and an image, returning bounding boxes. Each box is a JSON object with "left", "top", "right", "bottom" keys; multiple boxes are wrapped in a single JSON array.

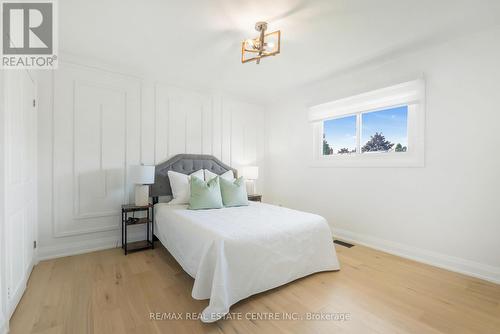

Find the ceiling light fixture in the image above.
[{"left": 241, "top": 21, "right": 280, "bottom": 64}]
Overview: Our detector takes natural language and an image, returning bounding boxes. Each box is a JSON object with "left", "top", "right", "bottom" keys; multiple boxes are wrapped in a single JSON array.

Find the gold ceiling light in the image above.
[{"left": 241, "top": 21, "right": 280, "bottom": 64}]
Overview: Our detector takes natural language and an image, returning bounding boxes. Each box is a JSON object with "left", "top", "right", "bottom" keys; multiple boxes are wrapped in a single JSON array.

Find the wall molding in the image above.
[
  {"left": 71, "top": 80, "right": 128, "bottom": 220},
  {"left": 333, "top": 227, "right": 500, "bottom": 284},
  {"left": 153, "top": 83, "right": 234, "bottom": 166},
  {"left": 52, "top": 223, "right": 121, "bottom": 238},
  {"left": 37, "top": 229, "right": 145, "bottom": 261},
  {"left": 51, "top": 61, "right": 142, "bottom": 238}
]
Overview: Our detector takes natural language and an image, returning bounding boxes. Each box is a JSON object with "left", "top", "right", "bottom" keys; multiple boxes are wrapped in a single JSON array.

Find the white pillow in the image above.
[
  {"left": 204, "top": 169, "right": 235, "bottom": 182},
  {"left": 168, "top": 169, "right": 204, "bottom": 204}
]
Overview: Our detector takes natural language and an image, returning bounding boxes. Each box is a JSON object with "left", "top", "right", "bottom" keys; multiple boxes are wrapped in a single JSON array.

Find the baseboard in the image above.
[
  {"left": 37, "top": 230, "right": 146, "bottom": 261},
  {"left": 333, "top": 228, "right": 500, "bottom": 285}
]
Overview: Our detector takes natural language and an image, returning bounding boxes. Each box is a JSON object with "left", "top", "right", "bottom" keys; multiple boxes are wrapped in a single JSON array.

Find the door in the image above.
[{"left": 3, "top": 69, "right": 37, "bottom": 316}]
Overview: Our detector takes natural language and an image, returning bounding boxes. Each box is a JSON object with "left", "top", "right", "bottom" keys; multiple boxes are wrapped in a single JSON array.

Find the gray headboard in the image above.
[{"left": 149, "top": 154, "right": 237, "bottom": 200}]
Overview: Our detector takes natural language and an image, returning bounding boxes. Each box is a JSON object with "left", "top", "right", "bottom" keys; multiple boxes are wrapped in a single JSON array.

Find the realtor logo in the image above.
[{"left": 1, "top": 0, "right": 58, "bottom": 69}]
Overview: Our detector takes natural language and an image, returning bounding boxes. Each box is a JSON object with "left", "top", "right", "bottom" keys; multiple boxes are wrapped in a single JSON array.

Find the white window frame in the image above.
[{"left": 310, "top": 79, "right": 425, "bottom": 167}]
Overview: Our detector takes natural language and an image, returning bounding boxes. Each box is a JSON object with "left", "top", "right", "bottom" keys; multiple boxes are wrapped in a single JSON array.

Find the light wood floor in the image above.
[{"left": 9, "top": 242, "right": 500, "bottom": 334}]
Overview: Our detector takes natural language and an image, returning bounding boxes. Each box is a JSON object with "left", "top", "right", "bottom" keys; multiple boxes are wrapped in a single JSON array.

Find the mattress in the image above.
[{"left": 154, "top": 201, "right": 340, "bottom": 322}]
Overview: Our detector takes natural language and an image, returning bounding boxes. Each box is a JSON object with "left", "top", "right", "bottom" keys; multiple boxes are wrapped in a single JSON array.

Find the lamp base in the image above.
[
  {"left": 245, "top": 180, "right": 256, "bottom": 195},
  {"left": 134, "top": 185, "right": 150, "bottom": 206}
]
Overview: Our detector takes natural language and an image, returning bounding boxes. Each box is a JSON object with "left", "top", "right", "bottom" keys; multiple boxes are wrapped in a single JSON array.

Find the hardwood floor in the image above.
[{"left": 9, "top": 242, "right": 500, "bottom": 334}]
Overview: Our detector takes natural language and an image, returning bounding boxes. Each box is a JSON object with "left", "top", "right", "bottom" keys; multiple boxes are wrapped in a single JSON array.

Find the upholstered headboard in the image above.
[{"left": 149, "top": 154, "right": 237, "bottom": 201}]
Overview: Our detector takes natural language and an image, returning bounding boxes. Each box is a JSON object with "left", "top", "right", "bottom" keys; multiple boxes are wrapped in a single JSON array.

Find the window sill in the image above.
[{"left": 310, "top": 152, "right": 424, "bottom": 168}]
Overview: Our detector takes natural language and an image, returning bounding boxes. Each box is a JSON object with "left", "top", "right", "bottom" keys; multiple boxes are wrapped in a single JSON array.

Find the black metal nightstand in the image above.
[
  {"left": 248, "top": 194, "right": 262, "bottom": 202},
  {"left": 121, "top": 203, "right": 154, "bottom": 255}
]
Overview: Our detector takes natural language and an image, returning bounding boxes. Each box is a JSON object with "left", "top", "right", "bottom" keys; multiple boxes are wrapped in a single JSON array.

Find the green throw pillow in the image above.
[
  {"left": 220, "top": 177, "right": 249, "bottom": 207},
  {"left": 188, "top": 176, "right": 223, "bottom": 210}
]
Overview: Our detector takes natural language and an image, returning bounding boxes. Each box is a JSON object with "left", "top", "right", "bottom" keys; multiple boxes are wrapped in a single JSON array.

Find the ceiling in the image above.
[{"left": 59, "top": 0, "right": 500, "bottom": 104}]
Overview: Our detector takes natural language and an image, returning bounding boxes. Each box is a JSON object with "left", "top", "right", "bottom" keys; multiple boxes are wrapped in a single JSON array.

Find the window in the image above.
[
  {"left": 323, "top": 115, "right": 356, "bottom": 155},
  {"left": 361, "top": 106, "right": 408, "bottom": 153},
  {"left": 322, "top": 106, "right": 409, "bottom": 156},
  {"left": 309, "top": 80, "right": 425, "bottom": 167}
]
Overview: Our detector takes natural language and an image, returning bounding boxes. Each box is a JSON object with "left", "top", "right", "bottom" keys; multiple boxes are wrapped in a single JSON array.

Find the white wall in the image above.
[
  {"left": 265, "top": 27, "right": 500, "bottom": 283},
  {"left": 37, "top": 58, "right": 266, "bottom": 260}
]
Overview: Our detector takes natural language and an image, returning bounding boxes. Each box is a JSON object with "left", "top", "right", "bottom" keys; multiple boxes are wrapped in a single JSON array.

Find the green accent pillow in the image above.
[
  {"left": 188, "top": 175, "right": 223, "bottom": 210},
  {"left": 220, "top": 177, "right": 249, "bottom": 207}
]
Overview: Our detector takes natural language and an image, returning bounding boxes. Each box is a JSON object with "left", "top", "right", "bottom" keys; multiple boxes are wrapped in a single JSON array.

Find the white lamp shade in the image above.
[
  {"left": 241, "top": 166, "right": 259, "bottom": 180},
  {"left": 130, "top": 165, "right": 155, "bottom": 184}
]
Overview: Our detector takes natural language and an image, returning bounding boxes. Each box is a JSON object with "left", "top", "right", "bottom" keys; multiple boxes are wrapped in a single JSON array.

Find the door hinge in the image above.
[
  {"left": 33, "top": 240, "right": 37, "bottom": 249},
  {"left": 33, "top": 99, "right": 36, "bottom": 107},
  {"left": 7, "top": 287, "right": 10, "bottom": 298}
]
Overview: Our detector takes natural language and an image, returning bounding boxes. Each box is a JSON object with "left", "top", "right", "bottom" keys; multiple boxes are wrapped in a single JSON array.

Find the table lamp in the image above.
[
  {"left": 241, "top": 166, "right": 259, "bottom": 195},
  {"left": 130, "top": 165, "right": 155, "bottom": 206}
]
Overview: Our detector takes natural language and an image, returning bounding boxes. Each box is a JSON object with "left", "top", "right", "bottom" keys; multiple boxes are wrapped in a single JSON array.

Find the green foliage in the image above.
[
  {"left": 337, "top": 148, "right": 349, "bottom": 154},
  {"left": 362, "top": 132, "right": 394, "bottom": 152},
  {"left": 395, "top": 143, "right": 407, "bottom": 152},
  {"left": 337, "top": 148, "right": 356, "bottom": 154},
  {"left": 323, "top": 134, "right": 333, "bottom": 155}
]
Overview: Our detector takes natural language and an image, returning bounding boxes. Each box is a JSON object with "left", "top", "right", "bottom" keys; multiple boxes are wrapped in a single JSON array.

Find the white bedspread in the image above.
[{"left": 154, "top": 201, "right": 340, "bottom": 322}]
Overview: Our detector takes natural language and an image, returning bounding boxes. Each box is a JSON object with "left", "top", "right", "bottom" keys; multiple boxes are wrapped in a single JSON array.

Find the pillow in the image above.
[
  {"left": 168, "top": 169, "right": 204, "bottom": 204},
  {"left": 188, "top": 176, "right": 223, "bottom": 210},
  {"left": 204, "top": 169, "right": 235, "bottom": 182},
  {"left": 220, "top": 177, "right": 249, "bottom": 207}
]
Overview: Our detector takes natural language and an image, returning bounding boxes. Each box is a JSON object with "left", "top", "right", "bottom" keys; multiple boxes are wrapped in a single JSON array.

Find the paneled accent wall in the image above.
[
  {"left": 148, "top": 84, "right": 263, "bottom": 168},
  {"left": 52, "top": 63, "right": 141, "bottom": 237},
  {"left": 37, "top": 60, "right": 265, "bottom": 259},
  {"left": 152, "top": 85, "right": 220, "bottom": 163}
]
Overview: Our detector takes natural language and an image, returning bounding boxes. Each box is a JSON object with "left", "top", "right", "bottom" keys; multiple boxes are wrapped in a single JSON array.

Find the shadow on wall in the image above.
[{"left": 77, "top": 168, "right": 126, "bottom": 215}]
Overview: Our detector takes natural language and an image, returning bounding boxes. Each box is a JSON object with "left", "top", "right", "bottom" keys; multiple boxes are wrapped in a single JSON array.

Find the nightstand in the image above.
[
  {"left": 248, "top": 194, "right": 262, "bottom": 202},
  {"left": 121, "top": 203, "right": 154, "bottom": 255}
]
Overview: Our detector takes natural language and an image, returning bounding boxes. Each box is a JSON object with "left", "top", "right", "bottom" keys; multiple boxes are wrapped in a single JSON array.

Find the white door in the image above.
[{"left": 3, "top": 69, "right": 37, "bottom": 316}]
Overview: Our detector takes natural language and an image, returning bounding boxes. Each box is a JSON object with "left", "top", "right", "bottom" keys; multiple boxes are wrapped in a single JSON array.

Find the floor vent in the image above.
[{"left": 334, "top": 239, "right": 355, "bottom": 248}]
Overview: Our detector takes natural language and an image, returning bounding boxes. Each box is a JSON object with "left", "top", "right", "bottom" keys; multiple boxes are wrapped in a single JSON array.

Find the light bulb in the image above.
[{"left": 246, "top": 39, "right": 255, "bottom": 49}]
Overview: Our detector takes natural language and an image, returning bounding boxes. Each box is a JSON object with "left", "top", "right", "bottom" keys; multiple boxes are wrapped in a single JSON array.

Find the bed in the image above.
[{"left": 150, "top": 154, "right": 340, "bottom": 322}]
